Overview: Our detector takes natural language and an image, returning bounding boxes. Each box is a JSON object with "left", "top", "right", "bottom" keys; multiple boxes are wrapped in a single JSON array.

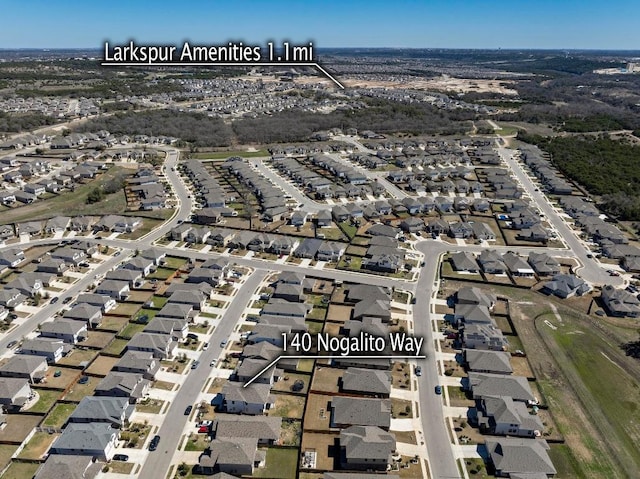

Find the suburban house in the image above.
[
  {"left": 465, "top": 349, "right": 513, "bottom": 375},
  {"left": 340, "top": 367, "right": 392, "bottom": 397},
  {"left": 541, "top": 274, "right": 590, "bottom": 299},
  {"left": 96, "top": 279, "right": 130, "bottom": 300},
  {"left": 476, "top": 395, "right": 543, "bottom": 437},
  {"left": 19, "top": 338, "right": 68, "bottom": 363},
  {"left": 67, "top": 396, "right": 134, "bottom": 428},
  {"left": 39, "top": 318, "right": 87, "bottom": 344},
  {"left": 600, "top": 284, "right": 640, "bottom": 318},
  {"left": 0, "top": 377, "right": 32, "bottom": 411},
  {"left": 216, "top": 382, "right": 274, "bottom": 415},
  {"left": 113, "top": 351, "right": 160, "bottom": 380},
  {"left": 63, "top": 303, "right": 103, "bottom": 328},
  {"left": 94, "top": 372, "right": 150, "bottom": 403},
  {"left": 75, "top": 293, "right": 117, "bottom": 313},
  {"left": 197, "top": 438, "right": 263, "bottom": 476},
  {"left": 33, "top": 455, "right": 102, "bottom": 479},
  {"left": 49, "top": 422, "right": 120, "bottom": 461},
  {"left": 485, "top": 438, "right": 556, "bottom": 477},
  {"left": 339, "top": 425, "right": 396, "bottom": 471},
  {"left": 0, "top": 354, "right": 48, "bottom": 383},
  {"left": 125, "top": 332, "right": 177, "bottom": 359},
  {"left": 330, "top": 396, "right": 391, "bottom": 429},
  {"left": 467, "top": 373, "right": 536, "bottom": 403}
]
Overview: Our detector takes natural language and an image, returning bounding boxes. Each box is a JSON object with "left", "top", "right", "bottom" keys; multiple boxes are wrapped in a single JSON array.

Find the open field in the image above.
[{"left": 0, "top": 166, "right": 132, "bottom": 223}]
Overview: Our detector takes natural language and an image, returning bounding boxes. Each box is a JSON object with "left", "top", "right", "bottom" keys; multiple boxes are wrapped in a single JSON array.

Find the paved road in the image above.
[
  {"left": 137, "top": 270, "right": 268, "bottom": 479},
  {"left": 497, "top": 146, "right": 621, "bottom": 286},
  {"left": 413, "top": 241, "right": 461, "bottom": 479},
  {"left": 0, "top": 254, "right": 129, "bottom": 349}
]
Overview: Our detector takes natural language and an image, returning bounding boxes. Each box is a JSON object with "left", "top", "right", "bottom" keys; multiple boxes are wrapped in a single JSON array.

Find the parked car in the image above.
[
  {"left": 149, "top": 435, "right": 160, "bottom": 451},
  {"left": 184, "top": 405, "right": 193, "bottom": 415},
  {"left": 220, "top": 339, "right": 228, "bottom": 347},
  {"left": 414, "top": 366, "right": 422, "bottom": 377},
  {"left": 210, "top": 360, "right": 215, "bottom": 367},
  {"left": 435, "top": 385, "right": 442, "bottom": 395},
  {"left": 62, "top": 297, "right": 72, "bottom": 304},
  {"left": 6, "top": 341, "right": 17, "bottom": 349},
  {"left": 191, "top": 361, "right": 200, "bottom": 370},
  {"left": 50, "top": 297, "right": 58, "bottom": 304},
  {"left": 202, "top": 342, "right": 209, "bottom": 351},
  {"left": 113, "top": 454, "right": 129, "bottom": 461}
]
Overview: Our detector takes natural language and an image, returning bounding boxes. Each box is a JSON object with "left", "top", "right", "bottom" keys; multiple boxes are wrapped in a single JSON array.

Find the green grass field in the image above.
[
  {"left": 252, "top": 447, "right": 299, "bottom": 478},
  {"left": 42, "top": 402, "right": 77, "bottom": 428}
]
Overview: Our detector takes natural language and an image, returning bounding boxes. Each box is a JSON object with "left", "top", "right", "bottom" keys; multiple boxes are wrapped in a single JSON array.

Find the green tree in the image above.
[{"left": 86, "top": 187, "right": 104, "bottom": 204}]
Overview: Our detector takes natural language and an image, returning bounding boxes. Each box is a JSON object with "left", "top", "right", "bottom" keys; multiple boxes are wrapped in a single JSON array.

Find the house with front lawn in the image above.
[
  {"left": 476, "top": 395, "right": 543, "bottom": 437},
  {"left": 50, "top": 422, "right": 119, "bottom": 461},
  {"left": 95, "top": 372, "right": 150, "bottom": 403},
  {"left": 63, "top": 303, "right": 103, "bottom": 328},
  {"left": 113, "top": 351, "right": 160, "bottom": 380},
  {"left": 19, "top": 338, "right": 69, "bottom": 363},
  {"left": 39, "top": 318, "right": 87, "bottom": 344},
  {"left": 339, "top": 425, "right": 396, "bottom": 471},
  {"left": 126, "top": 332, "right": 177, "bottom": 359},
  {"left": 485, "top": 437, "right": 556, "bottom": 477},
  {"left": 67, "top": 396, "right": 134, "bottom": 428}
]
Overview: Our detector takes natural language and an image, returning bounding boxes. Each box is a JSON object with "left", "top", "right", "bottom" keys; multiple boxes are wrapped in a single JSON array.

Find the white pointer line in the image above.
[
  {"left": 100, "top": 61, "right": 345, "bottom": 89},
  {"left": 242, "top": 354, "right": 426, "bottom": 388}
]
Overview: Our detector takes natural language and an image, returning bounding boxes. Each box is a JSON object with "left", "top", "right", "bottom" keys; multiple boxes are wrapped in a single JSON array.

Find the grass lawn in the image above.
[
  {"left": 152, "top": 380, "right": 175, "bottom": 391},
  {"left": 391, "top": 398, "right": 414, "bottom": 419},
  {"left": 42, "top": 402, "right": 77, "bottom": 428},
  {"left": 57, "top": 348, "right": 98, "bottom": 367},
  {"left": 18, "top": 431, "right": 60, "bottom": 459},
  {"left": 30, "top": 388, "right": 63, "bottom": 414},
  {"left": 307, "top": 307, "right": 327, "bottom": 320},
  {"left": 1, "top": 461, "right": 40, "bottom": 479},
  {"left": 183, "top": 432, "right": 210, "bottom": 451},
  {"left": 150, "top": 295, "right": 169, "bottom": 308},
  {"left": 111, "top": 302, "right": 142, "bottom": 317},
  {"left": 118, "top": 218, "right": 163, "bottom": 240},
  {"left": 0, "top": 166, "right": 131, "bottom": 224},
  {"left": 0, "top": 445, "right": 18, "bottom": 471},
  {"left": 539, "top": 313, "right": 640, "bottom": 475},
  {"left": 164, "top": 256, "right": 188, "bottom": 269},
  {"left": 106, "top": 462, "right": 135, "bottom": 474},
  {"left": 136, "top": 398, "right": 164, "bottom": 414},
  {"left": 252, "top": 447, "right": 299, "bottom": 478},
  {"left": 63, "top": 378, "right": 97, "bottom": 402},
  {"left": 84, "top": 354, "right": 119, "bottom": 376},
  {"left": 268, "top": 394, "right": 306, "bottom": 419},
  {"left": 97, "top": 315, "right": 129, "bottom": 332},
  {"left": 119, "top": 321, "right": 147, "bottom": 339},
  {"left": 103, "top": 338, "right": 130, "bottom": 356},
  {"left": 338, "top": 221, "right": 357, "bottom": 240},
  {"left": 297, "top": 359, "right": 315, "bottom": 373},
  {"left": 148, "top": 267, "right": 175, "bottom": 280}
]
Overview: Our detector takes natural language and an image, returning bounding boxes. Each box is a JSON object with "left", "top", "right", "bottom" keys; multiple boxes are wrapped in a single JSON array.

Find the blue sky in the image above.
[{"left": 1, "top": 0, "right": 638, "bottom": 50}]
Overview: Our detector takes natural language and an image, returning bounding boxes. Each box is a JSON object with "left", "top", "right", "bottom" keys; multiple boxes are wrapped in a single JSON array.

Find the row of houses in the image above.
[
  {"left": 451, "top": 287, "right": 557, "bottom": 478},
  {"left": 221, "top": 157, "right": 289, "bottom": 222}
]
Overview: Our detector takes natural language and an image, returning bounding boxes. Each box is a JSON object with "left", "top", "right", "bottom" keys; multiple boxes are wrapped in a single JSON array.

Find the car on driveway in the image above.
[
  {"left": 435, "top": 385, "right": 442, "bottom": 395},
  {"left": 113, "top": 454, "right": 129, "bottom": 461}
]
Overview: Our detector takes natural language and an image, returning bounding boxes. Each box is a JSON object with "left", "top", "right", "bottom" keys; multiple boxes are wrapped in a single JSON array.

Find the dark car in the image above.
[
  {"left": 191, "top": 360, "right": 199, "bottom": 370},
  {"left": 149, "top": 435, "right": 160, "bottom": 451},
  {"left": 62, "top": 297, "right": 72, "bottom": 304},
  {"left": 435, "top": 385, "right": 442, "bottom": 395},
  {"left": 7, "top": 341, "right": 18, "bottom": 349},
  {"left": 78, "top": 376, "right": 89, "bottom": 384},
  {"left": 113, "top": 454, "right": 129, "bottom": 461},
  {"left": 50, "top": 297, "right": 59, "bottom": 304},
  {"left": 414, "top": 366, "right": 422, "bottom": 377},
  {"left": 184, "top": 405, "right": 193, "bottom": 416}
]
